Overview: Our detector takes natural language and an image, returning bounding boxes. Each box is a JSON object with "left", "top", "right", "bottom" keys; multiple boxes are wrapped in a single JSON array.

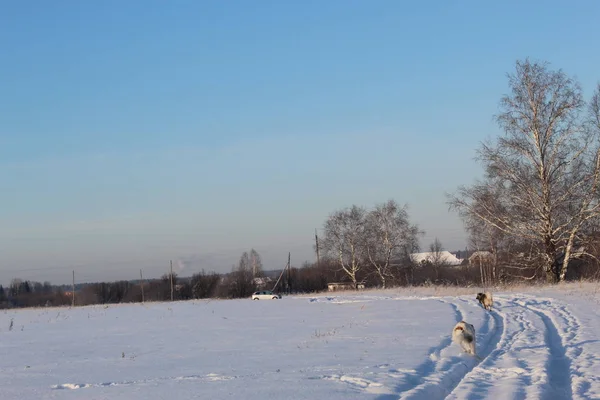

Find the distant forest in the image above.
[{"left": 2, "top": 241, "right": 598, "bottom": 310}]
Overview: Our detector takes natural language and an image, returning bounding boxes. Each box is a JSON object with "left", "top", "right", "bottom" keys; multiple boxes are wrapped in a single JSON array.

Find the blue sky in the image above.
[{"left": 1, "top": 0, "right": 599, "bottom": 284}]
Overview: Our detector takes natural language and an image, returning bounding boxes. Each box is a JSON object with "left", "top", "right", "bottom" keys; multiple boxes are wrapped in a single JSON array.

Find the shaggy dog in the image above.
[
  {"left": 452, "top": 321, "right": 477, "bottom": 356},
  {"left": 476, "top": 292, "right": 493, "bottom": 311}
]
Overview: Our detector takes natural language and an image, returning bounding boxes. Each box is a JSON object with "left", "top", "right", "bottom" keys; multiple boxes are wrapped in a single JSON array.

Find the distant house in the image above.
[
  {"left": 327, "top": 282, "right": 365, "bottom": 292},
  {"left": 410, "top": 251, "right": 463, "bottom": 266},
  {"left": 468, "top": 251, "right": 494, "bottom": 266}
]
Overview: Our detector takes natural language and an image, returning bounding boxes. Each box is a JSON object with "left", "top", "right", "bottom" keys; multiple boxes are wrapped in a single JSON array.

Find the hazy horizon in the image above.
[{"left": 2, "top": 1, "right": 599, "bottom": 286}]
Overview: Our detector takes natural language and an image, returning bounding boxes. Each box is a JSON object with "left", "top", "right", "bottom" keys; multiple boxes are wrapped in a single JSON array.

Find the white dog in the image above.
[{"left": 452, "top": 321, "right": 477, "bottom": 357}]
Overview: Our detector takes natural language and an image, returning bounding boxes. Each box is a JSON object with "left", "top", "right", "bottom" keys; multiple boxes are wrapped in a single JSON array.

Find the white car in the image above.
[{"left": 251, "top": 290, "right": 281, "bottom": 300}]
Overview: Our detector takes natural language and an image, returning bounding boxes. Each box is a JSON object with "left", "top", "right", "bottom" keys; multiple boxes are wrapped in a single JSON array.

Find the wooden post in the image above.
[
  {"left": 71, "top": 270, "right": 75, "bottom": 307},
  {"left": 315, "top": 229, "right": 320, "bottom": 266},
  {"left": 140, "top": 269, "right": 145, "bottom": 303},
  {"left": 170, "top": 260, "right": 174, "bottom": 301}
]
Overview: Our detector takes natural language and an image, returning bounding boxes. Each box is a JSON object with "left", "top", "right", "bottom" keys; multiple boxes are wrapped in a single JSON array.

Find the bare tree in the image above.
[
  {"left": 460, "top": 190, "right": 509, "bottom": 284},
  {"left": 448, "top": 59, "right": 600, "bottom": 283},
  {"left": 238, "top": 249, "right": 264, "bottom": 278},
  {"left": 469, "top": 230, "right": 495, "bottom": 287},
  {"left": 428, "top": 237, "right": 449, "bottom": 280},
  {"left": 239, "top": 251, "right": 250, "bottom": 270},
  {"left": 228, "top": 258, "right": 256, "bottom": 298},
  {"left": 249, "top": 249, "right": 264, "bottom": 277},
  {"left": 190, "top": 270, "right": 221, "bottom": 299},
  {"left": 364, "top": 200, "right": 422, "bottom": 288},
  {"left": 320, "top": 205, "right": 367, "bottom": 289}
]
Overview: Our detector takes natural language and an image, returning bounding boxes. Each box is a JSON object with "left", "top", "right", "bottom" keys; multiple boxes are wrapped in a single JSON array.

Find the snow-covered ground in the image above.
[{"left": 1, "top": 283, "right": 599, "bottom": 399}]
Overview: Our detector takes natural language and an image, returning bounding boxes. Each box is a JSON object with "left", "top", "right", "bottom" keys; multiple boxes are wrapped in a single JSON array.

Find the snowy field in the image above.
[{"left": 1, "top": 283, "right": 600, "bottom": 399}]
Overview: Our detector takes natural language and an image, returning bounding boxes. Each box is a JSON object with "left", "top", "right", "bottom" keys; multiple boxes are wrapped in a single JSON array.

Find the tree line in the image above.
[{"left": 0, "top": 197, "right": 526, "bottom": 310}]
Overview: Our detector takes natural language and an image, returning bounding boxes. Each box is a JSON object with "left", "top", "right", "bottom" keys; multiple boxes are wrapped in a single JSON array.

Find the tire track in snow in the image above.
[
  {"left": 387, "top": 299, "right": 466, "bottom": 397},
  {"left": 317, "top": 298, "right": 467, "bottom": 398},
  {"left": 319, "top": 298, "right": 469, "bottom": 398},
  {"left": 447, "top": 294, "right": 598, "bottom": 400},
  {"left": 304, "top": 296, "right": 463, "bottom": 398},
  {"left": 447, "top": 297, "right": 548, "bottom": 400},
  {"left": 539, "top": 301, "right": 598, "bottom": 399},
  {"left": 516, "top": 295, "right": 582, "bottom": 399},
  {"left": 392, "top": 298, "right": 504, "bottom": 400},
  {"left": 326, "top": 298, "right": 465, "bottom": 399},
  {"left": 525, "top": 306, "right": 572, "bottom": 399},
  {"left": 517, "top": 295, "right": 581, "bottom": 343}
]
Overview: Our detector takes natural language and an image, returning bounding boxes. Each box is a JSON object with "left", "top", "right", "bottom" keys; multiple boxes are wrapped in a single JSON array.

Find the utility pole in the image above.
[
  {"left": 287, "top": 252, "right": 291, "bottom": 294},
  {"left": 315, "top": 229, "right": 320, "bottom": 266},
  {"left": 170, "top": 260, "right": 174, "bottom": 301},
  {"left": 140, "top": 269, "right": 145, "bottom": 303},
  {"left": 71, "top": 270, "right": 75, "bottom": 307},
  {"left": 252, "top": 252, "right": 256, "bottom": 278}
]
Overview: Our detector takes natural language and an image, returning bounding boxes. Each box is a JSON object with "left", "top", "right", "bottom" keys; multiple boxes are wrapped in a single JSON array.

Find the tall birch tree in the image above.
[{"left": 448, "top": 59, "right": 600, "bottom": 283}]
